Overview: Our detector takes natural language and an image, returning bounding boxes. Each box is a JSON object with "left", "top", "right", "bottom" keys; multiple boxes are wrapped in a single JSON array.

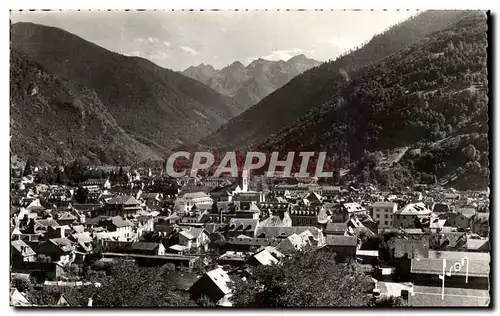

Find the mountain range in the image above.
[
  {"left": 182, "top": 55, "right": 321, "bottom": 107},
  {"left": 10, "top": 22, "right": 246, "bottom": 165}
]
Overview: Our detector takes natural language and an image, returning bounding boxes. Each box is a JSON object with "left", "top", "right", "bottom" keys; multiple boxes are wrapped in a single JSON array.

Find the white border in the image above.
[{"left": 3, "top": 0, "right": 498, "bottom": 315}]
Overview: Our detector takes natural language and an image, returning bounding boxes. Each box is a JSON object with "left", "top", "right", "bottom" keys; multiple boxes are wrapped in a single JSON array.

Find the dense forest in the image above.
[
  {"left": 200, "top": 10, "right": 473, "bottom": 150},
  {"left": 254, "top": 11, "right": 488, "bottom": 189},
  {"left": 10, "top": 49, "right": 164, "bottom": 166}
]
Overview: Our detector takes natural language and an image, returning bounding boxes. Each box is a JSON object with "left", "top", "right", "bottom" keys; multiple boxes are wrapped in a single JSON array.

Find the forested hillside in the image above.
[
  {"left": 256, "top": 11, "right": 488, "bottom": 189},
  {"left": 10, "top": 49, "right": 163, "bottom": 165},
  {"left": 201, "top": 10, "right": 472, "bottom": 150},
  {"left": 11, "top": 22, "right": 244, "bottom": 156}
]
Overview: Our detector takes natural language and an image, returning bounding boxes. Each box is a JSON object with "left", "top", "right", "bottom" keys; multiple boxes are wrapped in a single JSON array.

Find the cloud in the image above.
[
  {"left": 125, "top": 51, "right": 168, "bottom": 60},
  {"left": 179, "top": 45, "right": 200, "bottom": 56},
  {"left": 260, "top": 48, "right": 316, "bottom": 61},
  {"left": 327, "top": 35, "right": 366, "bottom": 52},
  {"left": 147, "top": 37, "right": 161, "bottom": 44},
  {"left": 148, "top": 51, "right": 169, "bottom": 59},
  {"left": 163, "top": 41, "right": 171, "bottom": 47}
]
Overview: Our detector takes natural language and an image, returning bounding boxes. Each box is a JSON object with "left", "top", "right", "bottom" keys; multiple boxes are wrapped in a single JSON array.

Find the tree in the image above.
[
  {"left": 91, "top": 259, "right": 196, "bottom": 307},
  {"left": 230, "top": 249, "right": 379, "bottom": 307},
  {"left": 23, "top": 159, "right": 32, "bottom": 177},
  {"left": 11, "top": 277, "right": 32, "bottom": 293},
  {"left": 372, "top": 296, "right": 407, "bottom": 307},
  {"left": 74, "top": 187, "right": 89, "bottom": 204}
]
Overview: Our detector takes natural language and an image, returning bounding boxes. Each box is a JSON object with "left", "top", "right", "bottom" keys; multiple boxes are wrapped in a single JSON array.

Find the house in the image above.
[
  {"left": 387, "top": 236, "right": 430, "bottom": 282},
  {"left": 248, "top": 248, "right": 279, "bottom": 266},
  {"left": 471, "top": 213, "right": 489, "bottom": 237},
  {"left": 69, "top": 232, "right": 93, "bottom": 256},
  {"left": 56, "top": 212, "right": 78, "bottom": 226},
  {"left": 233, "top": 201, "right": 261, "bottom": 219},
  {"left": 130, "top": 241, "right": 166, "bottom": 255},
  {"left": 175, "top": 192, "right": 213, "bottom": 215},
  {"left": 432, "top": 203, "right": 452, "bottom": 213},
  {"left": 324, "top": 222, "right": 348, "bottom": 236},
  {"left": 393, "top": 202, "right": 432, "bottom": 229},
  {"left": 103, "top": 195, "right": 143, "bottom": 218},
  {"left": 258, "top": 212, "right": 292, "bottom": 227},
  {"left": 356, "top": 249, "right": 379, "bottom": 265},
  {"left": 255, "top": 226, "right": 325, "bottom": 246},
  {"left": 276, "top": 233, "right": 307, "bottom": 254},
  {"left": 410, "top": 255, "right": 490, "bottom": 290},
  {"left": 82, "top": 178, "right": 111, "bottom": 190},
  {"left": 217, "top": 251, "right": 246, "bottom": 267},
  {"left": 440, "top": 212, "right": 473, "bottom": 231},
  {"left": 142, "top": 193, "right": 163, "bottom": 210},
  {"left": 178, "top": 227, "right": 210, "bottom": 250},
  {"left": 466, "top": 238, "right": 489, "bottom": 252},
  {"left": 224, "top": 237, "right": 280, "bottom": 252},
  {"left": 209, "top": 187, "right": 233, "bottom": 202},
  {"left": 11, "top": 240, "right": 37, "bottom": 266},
  {"left": 431, "top": 232, "right": 468, "bottom": 251},
  {"left": 288, "top": 205, "right": 321, "bottom": 226},
  {"left": 189, "top": 267, "right": 232, "bottom": 305},
  {"left": 232, "top": 192, "right": 264, "bottom": 203},
  {"left": 372, "top": 202, "right": 397, "bottom": 230},
  {"left": 323, "top": 235, "right": 358, "bottom": 263},
  {"left": 331, "top": 202, "right": 367, "bottom": 223},
  {"left": 10, "top": 288, "right": 31, "bottom": 306},
  {"left": 226, "top": 218, "right": 259, "bottom": 238},
  {"left": 37, "top": 238, "right": 75, "bottom": 265},
  {"left": 101, "top": 216, "right": 134, "bottom": 240}
]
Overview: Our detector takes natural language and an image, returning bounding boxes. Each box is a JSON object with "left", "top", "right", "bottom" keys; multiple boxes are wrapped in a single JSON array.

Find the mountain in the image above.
[
  {"left": 10, "top": 49, "right": 163, "bottom": 166},
  {"left": 200, "top": 10, "right": 474, "bottom": 150},
  {"left": 256, "top": 11, "right": 489, "bottom": 189},
  {"left": 182, "top": 55, "right": 321, "bottom": 108},
  {"left": 10, "top": 22, "right": 246, "bottom": 164}
]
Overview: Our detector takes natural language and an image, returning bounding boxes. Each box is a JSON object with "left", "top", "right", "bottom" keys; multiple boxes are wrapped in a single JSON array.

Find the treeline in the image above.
[{"left": 17, "top": 159, "right": 131, "bottom": 187}]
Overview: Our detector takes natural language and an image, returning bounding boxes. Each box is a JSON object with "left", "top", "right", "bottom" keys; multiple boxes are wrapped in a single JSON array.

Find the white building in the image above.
[
  {"left": 175, "top": 192, "right": 213, "bottom": 214},
  {"left": 372, "top": 202, "right": 398, "bottom": 230}
]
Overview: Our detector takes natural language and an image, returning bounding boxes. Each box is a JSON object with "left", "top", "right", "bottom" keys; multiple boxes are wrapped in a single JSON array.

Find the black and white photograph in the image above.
[{"left": 9, "top": 8, "right": 491, "bottom": 308}]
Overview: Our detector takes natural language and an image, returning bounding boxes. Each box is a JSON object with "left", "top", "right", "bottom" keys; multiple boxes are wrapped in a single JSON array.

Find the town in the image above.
[{"left": 9, "top": 161, "right": 490, "bottom": 307}]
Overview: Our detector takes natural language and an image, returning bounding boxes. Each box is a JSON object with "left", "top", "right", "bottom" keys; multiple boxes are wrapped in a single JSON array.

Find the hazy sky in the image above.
[{"left": 10, "top": 10, "right": 418, "bottom": 71}]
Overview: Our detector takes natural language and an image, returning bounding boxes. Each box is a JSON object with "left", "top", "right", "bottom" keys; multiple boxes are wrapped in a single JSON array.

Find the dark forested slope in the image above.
[
  {"left": 11, "top": 22, "right": 244, "bottom": 151},
  {"left": 10, "top": 49, "right": 163, "bottom": 165},
  {"left": 256, "top": 11, "right": 489, "bottom": 189},
  {"left": 201, "top": 10, "right": 472, "bottom": 150}
]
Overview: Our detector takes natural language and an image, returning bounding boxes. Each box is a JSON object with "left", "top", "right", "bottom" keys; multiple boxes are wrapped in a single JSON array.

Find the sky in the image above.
[{"left": 10, "top": 10, "right": 418, "bottom": 71}]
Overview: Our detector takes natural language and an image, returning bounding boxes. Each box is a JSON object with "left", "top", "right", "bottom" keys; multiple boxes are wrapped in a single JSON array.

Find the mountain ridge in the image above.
[
  {"left": 10, "top": 22, "right": 246, "bottom": 165},
  {"left": 182, "top": 55, "right": 321, "bottom": 108},
  {"left": 199, "top": 10, "right": 474, "bottom": 151}
]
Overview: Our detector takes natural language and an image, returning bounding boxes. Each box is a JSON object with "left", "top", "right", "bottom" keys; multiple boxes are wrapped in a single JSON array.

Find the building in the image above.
[
  {"left": 324, "top": 222, "right": 348, "bottom": 236},
  {"left": 323, "top": 235, "right": 359, "bottom": 263},
  {"left": 36, "top": 238, "right": 75, "bottom": 265},
  {"left": 11, "top": 240, "right": 37, "bottom": 267},
  {"left": 175, "top": 192, "right": 213, "bottom": 215},
  {"left": 331, "top": 202, "right": 367, "bottom": 223},
  {"left": 101, "top": 216, "right": 134, "bottom": 240},
  {"left": 178, "top": 227, "right": 210, "bottom": 250},
  {"left": 104, "top": 195, "right": 143, "bottom": 218},
  {"left": 372, "top": 202, "right": 397, "bottom": 230},
  {"left": 393, "top": 202, "right": 432, "bottom": 229},
  {"left": 189, "top": 268, "right": 232, "bottom": 306},
  {"left": 82, "top": 179, "right": 111, "bottom": 190},
  {"left": 130, "top": 242, "right": 166, "bottom": 255}
]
